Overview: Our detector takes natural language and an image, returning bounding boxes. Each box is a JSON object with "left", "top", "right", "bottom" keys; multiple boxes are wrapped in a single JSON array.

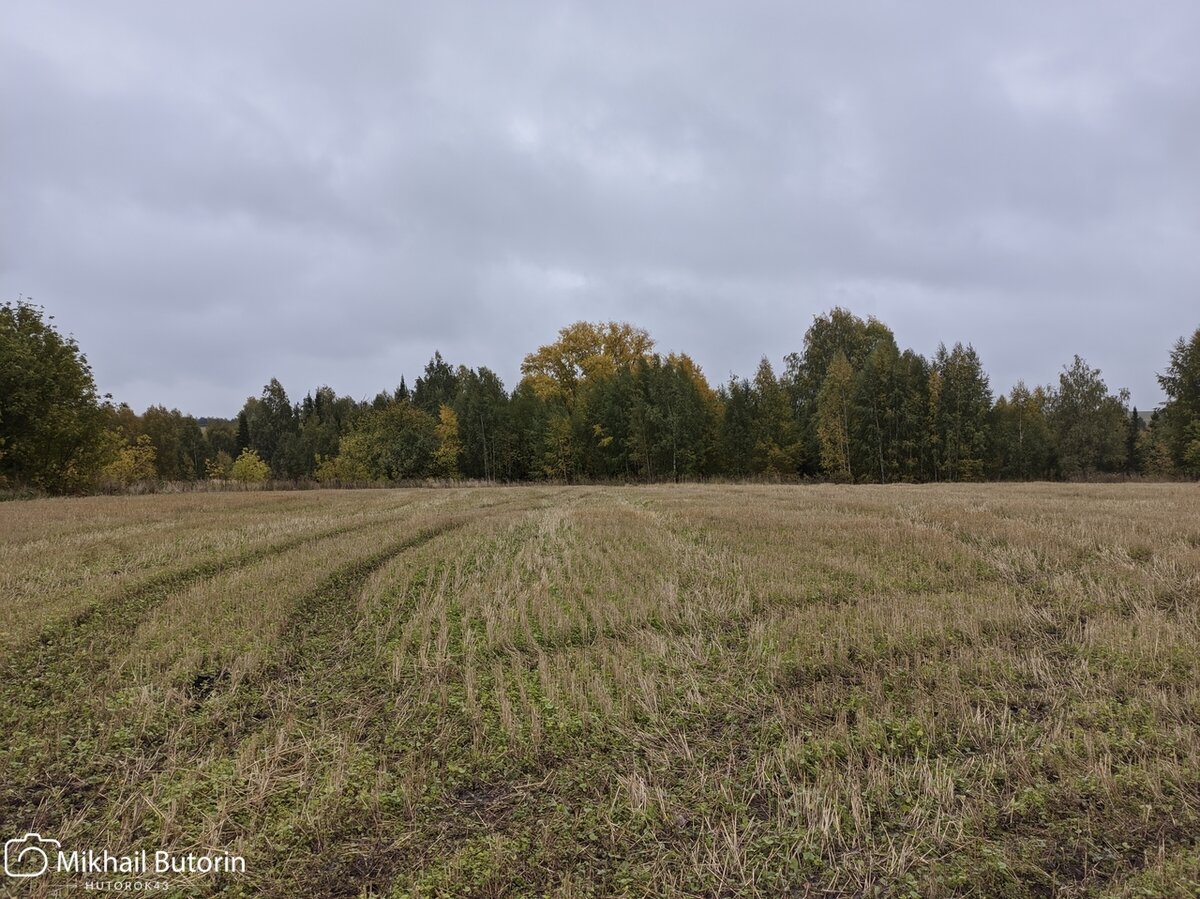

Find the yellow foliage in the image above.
[
  {"left": 205, "top": 450, "right": 233, "bottom": 480},
  {"left": 520, "top": 321, "right": 655, "bottom": 407},
  {"left": 433, "top": 405, "right": 462, "bottom": 478},
  {"left": 314, "top": 450, "right": 371, "bottom": 484},
  {"left": 667, "top": 351, "right": 722, "bottom": 415},
  {"left": 102, "top": 434, "right": 158, "bottom": 485},
  {"left": 230, "top": 448, "right": 270, "bottom": 483}
]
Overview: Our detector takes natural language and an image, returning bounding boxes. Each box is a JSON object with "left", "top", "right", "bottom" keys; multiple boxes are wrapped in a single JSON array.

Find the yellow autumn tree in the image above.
[
  {"left": 668, "top": 352, "right": 721, "bottom": 412},
  {"left": 102, "top": 434, "right": 158, "bottom": 486},
  {"left": 520, "top": 321, "right": 655, "bottom": 409},
  {"left": 230, "top": 448, "right": 270, "bottom": 483},
  {"left": 432, "top": 404, "right": 462, "bottom": 478},
  {"left": 205, "top": 450, "right": 234, "bottom": 480},
  {"left": 314, "top": 447, "right": 371, "bottom": 484}
]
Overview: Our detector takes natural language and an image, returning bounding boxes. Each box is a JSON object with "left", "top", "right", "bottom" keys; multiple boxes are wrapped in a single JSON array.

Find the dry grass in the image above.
[{"left": 1, "top": 484, "right": 1198, "bottom": 897}]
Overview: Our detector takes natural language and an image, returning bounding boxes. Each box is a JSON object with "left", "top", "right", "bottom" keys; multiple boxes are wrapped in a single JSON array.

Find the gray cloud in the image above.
[{"left": 3, "top": 1, "right": 1197, "bottom": 414}]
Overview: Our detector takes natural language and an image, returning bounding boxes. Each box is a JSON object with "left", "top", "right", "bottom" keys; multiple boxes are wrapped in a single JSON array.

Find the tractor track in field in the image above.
[
  {"left": 239, "top": 503, "right": 561, "bottom": 898},
  {"left": 170, "top": 514, "right": 475, "bottom": 760},
  {"left": 0, "top": 503, "right": 459, "bottom": 831},
  {"left": 113, "top": 514, "right": 485, "bottom": 898},
  {"left": 0, "top": 504, "right": 417, "bottom": 694},
  {"left": 10, "top": 491, "right": 608, "bottom": 894},
  {"left": 3, "top": 495, "right": 539, "bottom": 849},
  {"left": 276, "top": 492, "right": 667, "bottom": 898}
]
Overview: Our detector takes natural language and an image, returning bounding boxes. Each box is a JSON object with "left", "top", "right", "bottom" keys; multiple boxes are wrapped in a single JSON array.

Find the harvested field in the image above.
[{"left": 1, "top": 484, "right": 1198, "bottom": 897}]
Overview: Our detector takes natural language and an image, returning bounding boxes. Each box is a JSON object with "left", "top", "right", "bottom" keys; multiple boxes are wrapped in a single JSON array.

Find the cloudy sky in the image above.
[{"left": 3, "top": 2, "right": 1197, "bottom": 415}]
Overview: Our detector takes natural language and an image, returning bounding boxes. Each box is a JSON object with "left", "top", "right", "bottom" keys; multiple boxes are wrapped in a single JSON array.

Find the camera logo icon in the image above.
[{"left": 4, "top": 833, "right": 60, "bottom": 878}]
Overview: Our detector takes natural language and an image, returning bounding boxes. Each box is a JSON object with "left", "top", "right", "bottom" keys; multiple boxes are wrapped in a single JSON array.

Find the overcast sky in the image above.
[{"left": 3, "top": 2, "right": 1197, "bottom": 415}]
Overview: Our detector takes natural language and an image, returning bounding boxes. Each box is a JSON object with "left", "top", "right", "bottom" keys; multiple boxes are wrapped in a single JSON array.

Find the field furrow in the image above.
[{"left": 0, "top": 495, "right": 492, "bottom": 840}]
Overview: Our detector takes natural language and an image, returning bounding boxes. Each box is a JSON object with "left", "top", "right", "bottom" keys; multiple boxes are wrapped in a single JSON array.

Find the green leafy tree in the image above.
[
  {"left": 203, "top": 419, "right": 239, "bottom": 464},
  {"left": 413, "top": 352, "right": 461, "bottom": 416},
  {"left": 454, "top": 367, "right": 510, "bottom": 480},
  {"left": 784, "top": 308, "right": 896, "bottom": 474},
  {"left": 988, "top": 383, "right": 1055, "bottom": 480},
  {"left": 931, "top": 343, "right": 992, "bottom": 481},
  {"left": 926, "top": 367, "right": 942, "bottom": 480},
  {"left": 718, "top": 377, "right": 756, "bottom": 477},
  {"left": 1125, "top": 408, "right": 1143, "bottom": 474},
  {"left": 584, "top": 367, "right": 638, "bottom": 477},
  {"left": 850, "top": 336, "right": 915, "bottom": 482},
  {"left": 750, "top": 358, "right": 802, "bottom": 476},
  {"left": 621, "top": 355, "right": 719, "bottom": 481},
  {"left": 109, "top": 403, "right": 141, "bottom": 443},
  {"left": 276, "top": 385, "right": 362, "bottom": 480},
  {"left": 1049, "top": 356, "right": 1129, "bottom": 478},
  {"left": 1136, "top": 411, "right": 1175, "bottom": 477},
  {"left": 0, "top": 300, "right": 116, "bottom": 492},
  {"left": 242, "top": 379, "right": 297, "bottom": 475},
  {"left": 141, "top": 405, "right": 205, "bottom": 480},
  {"left": 893, "top": 350, "right": 933, "bottom": 482},
  {"left": 627, "top": 384, "right": 667, "bottom": 481},
  {"left": 1182, "top": 421, "right": 1200, "bottom": 476},
  {"left": 506, "top": 381, "right": 552, "bottom": 480},
  {"left": 653, "top": 354, "right": 722, "bottom": 479},
  {"left": 817, "top": 351, "right": 855, "bottom": 481},
  {"left": 1158, "top": 326, "right": 1200, "bottom": 474},
  {"left": 236, "top": 411, "right": 251, "bottom": 453},
  {"left": 335, "top": 402, "right": 437, "bottom": 480}
]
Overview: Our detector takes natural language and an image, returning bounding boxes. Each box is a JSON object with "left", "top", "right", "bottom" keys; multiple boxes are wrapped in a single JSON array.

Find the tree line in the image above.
[{"left": 3, "top": 301, "right": 1199, "bottom": 493}]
